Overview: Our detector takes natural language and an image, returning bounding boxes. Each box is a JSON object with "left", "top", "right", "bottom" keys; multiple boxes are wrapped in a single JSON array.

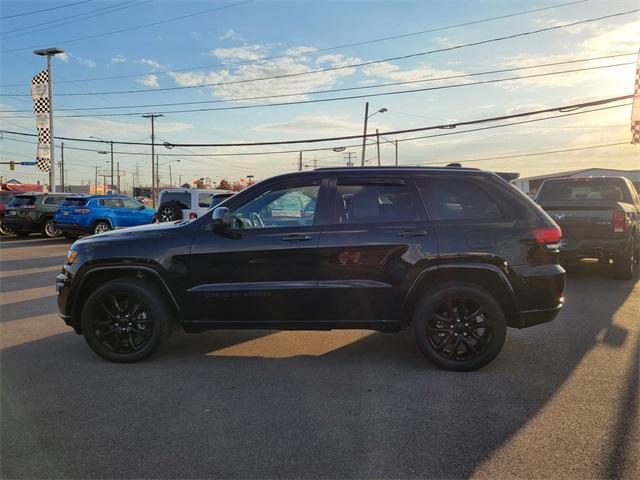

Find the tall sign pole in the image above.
[{"left": 33, "top": 47, "right": 64, "bottom": 192}]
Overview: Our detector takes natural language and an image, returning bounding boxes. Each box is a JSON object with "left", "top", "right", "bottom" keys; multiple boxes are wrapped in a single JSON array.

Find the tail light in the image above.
[
  {"left": 533, "top": 226, "right": 562, "bottom": 249},
  {"left": 73, "top": 208, "right": 90, "bottom": 215},
  {"left": 613, "top": 211, "right": 627, "bottom": 233},
  {"left": 189, "top": 212, "right": 198, "bottom": 219}
]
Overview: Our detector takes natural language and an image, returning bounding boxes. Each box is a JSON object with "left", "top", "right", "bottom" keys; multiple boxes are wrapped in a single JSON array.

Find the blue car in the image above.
[{"left": 54, "top": 195, "right": 155, "bottom": 237}]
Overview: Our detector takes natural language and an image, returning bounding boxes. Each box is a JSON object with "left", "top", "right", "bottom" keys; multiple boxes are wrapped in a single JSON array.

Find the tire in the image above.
[
  {"left": 93, "top": 221, "right": 111, "bottom": 235},
  {"left": 0, "top": 221, "right": 13, "bottom": 236},
  {"left": 413, "top": 282, "right": 507, "bottom": 371},
  {"left": 81, "top": 278, "right": 172, "bottom": 362},
  {"left": 41, "top": 218, "right": 61, "bottom": 238},
  {"left": 613, "top": 244, "right": 637, "bottom": 280},
  {"left": 157, "top": 201, "right": 183, "bottom": 223}
]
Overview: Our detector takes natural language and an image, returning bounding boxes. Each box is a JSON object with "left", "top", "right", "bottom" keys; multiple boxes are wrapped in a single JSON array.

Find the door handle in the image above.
[
  {"left": 282, "top": 234, "right": 312, "bottom": 242},
  {"left": 398, "top": 229, "right": 428, "bottom": 237}
]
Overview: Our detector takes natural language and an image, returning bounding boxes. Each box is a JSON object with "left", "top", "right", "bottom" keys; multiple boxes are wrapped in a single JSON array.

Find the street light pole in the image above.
[
  {"left": 376, "top": 129, "right": 381, "bottom": 167},
  {"left": 360, "top": 102, "right": 369, "bottom": 167},
  {"left": 110, "top": 141, "right": 114, "bottom": 193},
  {"left": 142, "top": 114, "right": 162, "bottom": 208},
  {"left": 34, "top": 47, "right": 64, "bottom": 192}
]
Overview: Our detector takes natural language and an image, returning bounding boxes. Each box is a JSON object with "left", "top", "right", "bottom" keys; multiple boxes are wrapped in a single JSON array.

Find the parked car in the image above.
[
  {"left": 156, "top": 188, "right": 233, "bottom": 222},
  {"left": 54, "top": 195, "right": 155, "bottom": 237},
  {"left": 0, "top": 191, "right": 15, "bottom": 235},
  {"left": 3, "top": 193, "right": 69, "bottom": 237},
  {"left": 535, "top": 176, "right": 639, "bottom": 279},
  {"left": 57, "top": 167, "right": 565, "bottom": 370}
]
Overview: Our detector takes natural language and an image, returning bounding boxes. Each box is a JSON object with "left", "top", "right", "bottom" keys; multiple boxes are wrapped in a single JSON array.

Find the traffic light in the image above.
[{"left": 9, "top": 161, "right": 15, "bottom": 171}]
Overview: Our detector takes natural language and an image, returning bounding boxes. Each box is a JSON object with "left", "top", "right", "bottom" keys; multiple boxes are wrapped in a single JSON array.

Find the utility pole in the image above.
[
  {"left": 376, "top": 129, "right": 381, "bottom": 166},
  {"left": 344, "top": 151, "right": 356, "bottom": 167},
  {"left": 117, "top": 162, "right": 120, "bottom": 194},
  {"left": 94, "top": 166, "right": 98, "bottom": 194},
  {"left": 361, "top": 102, "right": 369, "bottom": 167},
  {"left": 110, "top": 141, "right": 114, "bottom": 192},
  {"left": 34, "top": 48, "right": 64, "bottom": 192},
  {"left": 298, "top": 151, "right": 303, "bottom": 171},
  {"left": 178, "top": 174, "right": 182, "bottom": 186},
  {"left": 169, "top": 164, "right": 173, "bottom": 186},
  {"left": 156, "top": 154, "right": 160, "bottom": 191},
  {"left": 394, "top": 140, "right": 398, "bottom": 166},
  {"left": 60, "top": 142, "right": 64, "bottom": 191},
  {"left": 142, "top": 114, "right": 162, "bottom": 207}
]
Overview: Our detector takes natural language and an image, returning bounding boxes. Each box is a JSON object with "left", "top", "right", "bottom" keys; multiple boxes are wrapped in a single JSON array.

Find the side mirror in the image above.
[{"left": 211, "top": 207, "right": 231, "bottom": 229}]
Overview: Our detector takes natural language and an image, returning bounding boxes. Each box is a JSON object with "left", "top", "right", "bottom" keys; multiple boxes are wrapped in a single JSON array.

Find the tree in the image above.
[
  {"left": 217, "top": 179, "right": 231, "bottom": 190},
  {"left": 181, "top": 183, "right": 191, "bottom": 189},
  {"left": 194, "top": 178, "right": 205, "bottom": 189},
  {"left": 230, "top": 181, "right": 244, "bottom": 192}
]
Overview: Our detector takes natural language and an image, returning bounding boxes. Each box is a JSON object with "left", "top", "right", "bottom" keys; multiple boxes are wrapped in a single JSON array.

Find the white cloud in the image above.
[
  {"left": 58, "top": 52, "right": 69, "bottom": 63},
  {"left": 64, "top": 52, "right": 95, "bottom": 68},
  {"left": 219, "top": 29, "right": 242, "bottom": 41},
  {"left": 362, "top": 61, "right": 467, "bottom": 83},
  {"left": 252, "top": 114, "right": 366, "bottom": 134},
  {"left": 137, "top": 74, "right": 159, "bottom": 88},
  {"left": 169, "top": 46, "right": 360, "bottom": 101},
  {"left": 283, "top": 46, "right": 317, "bottom": 56},
  {"left": 140, "top": 58, "right": 162, "bottom": 69},
  {"left": 110, "top": 55, "right": 126, "bottom": 64},
  {"left": 210, "top": 45, "right": 268, "bottom": 61}
]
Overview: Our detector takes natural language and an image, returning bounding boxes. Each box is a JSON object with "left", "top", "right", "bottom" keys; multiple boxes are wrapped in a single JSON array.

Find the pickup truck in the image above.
[{"left": 535, "top": 176, "right": 639, "bottom": 279}]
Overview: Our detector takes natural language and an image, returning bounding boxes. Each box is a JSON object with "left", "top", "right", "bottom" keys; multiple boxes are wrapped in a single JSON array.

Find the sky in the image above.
[{"left": 0, "top": 0, "right": 638, "bottom": 189}]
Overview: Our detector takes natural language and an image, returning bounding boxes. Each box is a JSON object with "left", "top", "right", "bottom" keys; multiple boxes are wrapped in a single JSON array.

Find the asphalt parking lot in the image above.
[{"left": 1, "top": 235, "right": 638, "bottom": 479}]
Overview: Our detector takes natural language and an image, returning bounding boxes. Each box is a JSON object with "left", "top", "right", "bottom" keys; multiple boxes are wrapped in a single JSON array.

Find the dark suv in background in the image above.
[
  {"left": 3, "top": 193, "right": 69, "bottom": 238},
  {"left": 57, "top": 167, "right": 565, "bottom": 370}
]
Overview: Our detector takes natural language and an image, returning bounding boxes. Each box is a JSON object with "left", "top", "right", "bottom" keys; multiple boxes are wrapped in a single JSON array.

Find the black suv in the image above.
[
  {"left": 3, "top": 193, "right": 69, "bottom": 238},
  {"left": 57, "top": 167, "right": 565, "bottom": 370}
]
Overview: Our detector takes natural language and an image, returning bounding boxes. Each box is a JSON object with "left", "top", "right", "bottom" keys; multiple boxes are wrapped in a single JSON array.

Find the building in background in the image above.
[{"left": 513, "top": 168, "right": 640, "bottom": 197}]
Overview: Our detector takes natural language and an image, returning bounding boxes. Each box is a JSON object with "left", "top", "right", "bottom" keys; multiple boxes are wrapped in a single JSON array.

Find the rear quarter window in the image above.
[
  {"left": 62, "top": 198, "right": 88, "bottom": 207},
  {"left": 160, "top": 191, "right": 191, "bottom": 209},
  {"left": 415, "top": 177, "right": 504, "bottom": 221},
  {"left": 198, "top": 192, "right": 214, "bottom": 208},
  {"left": 43, "top": 196, "right": 66, "bottom": 205}
]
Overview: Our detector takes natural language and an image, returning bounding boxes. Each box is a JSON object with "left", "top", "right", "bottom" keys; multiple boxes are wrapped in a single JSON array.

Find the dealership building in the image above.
[{"left": 512, "top": 168, "right": 640, "bottom": 196}]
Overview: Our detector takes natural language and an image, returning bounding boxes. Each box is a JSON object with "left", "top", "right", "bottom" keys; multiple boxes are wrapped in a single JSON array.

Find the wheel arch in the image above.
[
  {"left": 400, "top": 264, "right": 521, "bottom": 329},
  {"left": 71, "top": 265, "right": 182, "bottom": 333},
  {"left": 92, "top": 218, "right": 114, "bottom": 229}
]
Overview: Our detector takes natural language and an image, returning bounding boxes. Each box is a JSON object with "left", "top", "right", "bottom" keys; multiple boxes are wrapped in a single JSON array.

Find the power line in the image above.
[
  {"left": 1, "top": 64, "right": 633, "bottom": 119},
  {"left": 6, "top": 7, "right": 635, "bottom": 96},
  {"left": 1, "top": 94, "right": 632, "bottom": 149},
  {"left": 1, "top": 55, "right": 633, "bottom": 114},
  {"left": 1, "top": 0, "right": 255, "bottom": 53},
  {"left": 0, "top": 0, "right": 592, "bottom": 87},
  {"left": 0, "top": 0, "right": 92, "bottom": 20},
  {"left": 417, "top": 141, "right": 631, "bottom": 166},
  {"left": 1, "top": 1, "right": 151, "bottom": 41}
]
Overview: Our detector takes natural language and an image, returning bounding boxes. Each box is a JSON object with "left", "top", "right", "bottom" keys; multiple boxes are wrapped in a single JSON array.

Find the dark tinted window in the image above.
[
  {"left": 43, "top": 196, "right": 66, "bottom": 205},
  {"left": 160, "top": 191, "right": 191, "bottom": 209},
  {"left": 335, "top": 180, "right": 420, "bottom": 224},
  {"left": 62, "top": 198, "right": 88, "bottom": 207},
  {"left": 8, "top": 195, "right": 36, "bottom": 207},
  {"left": 536, "top": 179, "right": 631, "bottom": 203},
  {"left": 210, "top": 193, "right": 233, "bottom": 208},
  {"left": 416, "top": 178, "right": 503, "bottom": 220},
  {"left": 0, "top": 192, "right": 13, "bottom": 203},
  {"left": 198, "top": 192, "right": 214, "bottom": 208}
]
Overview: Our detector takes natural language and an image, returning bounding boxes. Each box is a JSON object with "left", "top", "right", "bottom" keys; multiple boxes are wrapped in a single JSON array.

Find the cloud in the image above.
[
  {"left": 137, "top": 74, "right": 159, "bottom": 88},
  {"left": 169, "top": 47, "right": 360, "bottom": 101},
  {"left": 110, "top": 55, "right": 126, "bottom": 64},
  {"left": 58, "top": 52, "right": 69, "bottom": 62},
  {"left": 219, "top": 29, "right": 243, "bottom": 41},
  {"left": 140, "top": 58, "right": 162, "bottom": 69},
  {"left": 63, "top": 52, "right": 95, "bottom": 68},
  {"left": 210, "top": 45, "right": 268, "bottom": 61},
  {"left": 252, "top": 114, "right": 366, "bottom": 134},
  {"left": 362, "top": 61, "right": 467, "bottom": 83}
]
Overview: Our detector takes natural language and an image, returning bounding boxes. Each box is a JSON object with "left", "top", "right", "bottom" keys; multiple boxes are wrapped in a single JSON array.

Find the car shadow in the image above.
[{"left": 1, "top": 269, "right": 637, "bottom": 479}]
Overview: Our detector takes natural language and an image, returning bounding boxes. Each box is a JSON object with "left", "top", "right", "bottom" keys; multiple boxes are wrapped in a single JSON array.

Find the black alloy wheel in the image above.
[
  {"left": 81, "top": 279, "right": 171, "bottom": 362},
  {"left": 414, "top": 283, "right": 506, "bottom": 371}
]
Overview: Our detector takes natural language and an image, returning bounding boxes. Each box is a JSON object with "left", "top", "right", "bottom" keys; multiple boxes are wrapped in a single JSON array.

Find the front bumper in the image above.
[{"left": 56, "top": 268, "right": 81, "bottom": 334}]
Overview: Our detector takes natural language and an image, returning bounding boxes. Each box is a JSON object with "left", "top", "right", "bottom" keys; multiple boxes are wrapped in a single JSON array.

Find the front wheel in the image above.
[
  {"left": 81, "top": 279, "right": 171, "bottom": 362},
  {"left": 42, "top": 218, "right": 61, "bottom": 238},
  {"left": 413, "top": 283, "right": 507, "bottom": 371}
]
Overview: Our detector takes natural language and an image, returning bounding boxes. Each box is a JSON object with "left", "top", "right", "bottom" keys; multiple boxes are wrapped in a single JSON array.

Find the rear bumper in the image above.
[
  {"left": 511, "top": 263, "right": 565, "bottom": 328},
  {"left": 559, "top": 237, "right": 630, "bottom": 259},
  {"left": 1, "top": 217, "right": 42, "bottom": 233}
]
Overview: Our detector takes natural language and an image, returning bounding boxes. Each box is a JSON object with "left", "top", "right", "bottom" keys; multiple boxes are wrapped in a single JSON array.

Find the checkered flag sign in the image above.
[
  {"left": 31, "top": 69, "right": 51, "bottom": 172},
  {"left": 631, "top": 51, "right": 640, "bottom": 144}
]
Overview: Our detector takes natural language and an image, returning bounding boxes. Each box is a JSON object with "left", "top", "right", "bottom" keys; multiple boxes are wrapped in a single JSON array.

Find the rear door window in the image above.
[
  {"left": 8, "top": 195, "right": 36, "bottom": 207},
  {"left": 415, "top": 178, "right": 504, "bottom": 221},
  {"left": 161, "top": 191, "right": 191, "bottom": 209},
  {"left": 334, "top": 178, "right": 421, "bottom": 224}
]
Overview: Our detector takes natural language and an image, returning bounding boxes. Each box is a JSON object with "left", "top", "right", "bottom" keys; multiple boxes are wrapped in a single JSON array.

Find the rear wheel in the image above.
[
  {"left": 614, "top": 243, "right": 637, "bottom": 280},
  {"left": 413, "top": 283, "right": 507, "bottom": 371},
  {"left": 42, "top": 218, "right": 61, "bottom": 238},
  {"left": 81, "top": 278, "right": 171, "bottom": 362},
  {"left": 0, "top": 221, "right": 13, "bottom": 235},
  {"left": 157, "top": 201, "right": 183, "bottom": 222},
  {"left": 93, "top": 221, "right": 111, "bottom": 235}
]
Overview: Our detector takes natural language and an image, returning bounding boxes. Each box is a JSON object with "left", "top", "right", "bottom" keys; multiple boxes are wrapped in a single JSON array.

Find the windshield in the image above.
[
  {"left": 8, "top": 195, "right": 36, "bottom": 207},
  {"left": 536, "top": 179, "right": 631, "bottom": 203}
]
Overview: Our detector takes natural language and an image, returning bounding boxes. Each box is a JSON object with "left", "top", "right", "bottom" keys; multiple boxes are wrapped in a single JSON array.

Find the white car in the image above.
[{"left": 156, "top": 188, "right": 233, "bottom": 222}]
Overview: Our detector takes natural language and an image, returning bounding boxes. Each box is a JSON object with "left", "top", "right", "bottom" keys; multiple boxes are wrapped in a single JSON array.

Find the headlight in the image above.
[{"left": 66, "top": 250, "right": 78, "bottom": 265}]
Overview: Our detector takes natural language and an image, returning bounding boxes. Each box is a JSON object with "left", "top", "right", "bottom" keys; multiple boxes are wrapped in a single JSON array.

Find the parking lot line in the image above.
[
  {"left": 0, "top": 286, "right": 54, "bottom": 305},
  {"left": 0, "top": 313, "right": 68, "bottom": 350},
  {"left": 0, "top": 264, "right": 61, "bottom": 279}
]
